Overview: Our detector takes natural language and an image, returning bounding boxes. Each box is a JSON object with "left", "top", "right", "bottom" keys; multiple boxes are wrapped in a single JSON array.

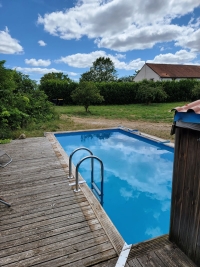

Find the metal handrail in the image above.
[
  {"left": 74, "top": 155, "right": 104, "bottom": 205},
  {"left": 68, "top": 147, "right": 93, "bottom": 179}
]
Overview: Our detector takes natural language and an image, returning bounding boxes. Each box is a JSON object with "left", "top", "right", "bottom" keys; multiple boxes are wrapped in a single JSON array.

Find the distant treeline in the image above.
[{"left": 39, "top": 79, "right": 200, "bottom": 105}]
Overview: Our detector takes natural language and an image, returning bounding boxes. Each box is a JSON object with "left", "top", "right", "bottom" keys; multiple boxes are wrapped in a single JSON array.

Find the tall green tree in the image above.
[
  {"left": 80, "top": 57, "right": 117, "bottom": 82},
  {"left": 40, "top": 72, "right": 72, "bottom": 84},
  {"left": 71, "top": 82, "right": 104, "bottom": 112}
]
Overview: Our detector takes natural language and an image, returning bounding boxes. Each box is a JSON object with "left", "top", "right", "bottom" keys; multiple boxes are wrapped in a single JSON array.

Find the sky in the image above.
[{"left": 0, "top": 0, "right": 200, "bottom": 83}]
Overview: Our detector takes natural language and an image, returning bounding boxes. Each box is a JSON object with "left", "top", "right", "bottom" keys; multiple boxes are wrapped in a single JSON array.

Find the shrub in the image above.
[
  {"left": 192, "top": 83, "right": 200, "bottom": 100},
  {"left": 71, "top": 82, "right": 104, "bottom": 112},
  {"left": 39, "top": 80, "right": 78, "bottom": 104},
  {"left": 136, "top": 84, "right": 167, "bottom": 104},
  {"left": 0, "top": 61, "right": 55, "bottom": 139}
]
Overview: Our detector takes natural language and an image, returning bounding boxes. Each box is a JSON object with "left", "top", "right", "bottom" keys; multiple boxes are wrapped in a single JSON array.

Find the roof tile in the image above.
[
  {"left": 146, "top": 63, "right": 200, "bottom": 78},
  {"left": 173, "top": 100, "right": 200, "bottom": 114}
]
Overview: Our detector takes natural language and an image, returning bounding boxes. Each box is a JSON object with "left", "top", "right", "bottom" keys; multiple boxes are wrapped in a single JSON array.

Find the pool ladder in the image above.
[{"left": 68, "top": 147, "right": 104, "bottom": 205}]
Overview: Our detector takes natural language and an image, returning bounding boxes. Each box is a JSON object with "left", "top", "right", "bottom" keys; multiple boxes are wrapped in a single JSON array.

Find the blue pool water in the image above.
[{"left": 55, "top": 129, "right": 174, "bottom": 244}]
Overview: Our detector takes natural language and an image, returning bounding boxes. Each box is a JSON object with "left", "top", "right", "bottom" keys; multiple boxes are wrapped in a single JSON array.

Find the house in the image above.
[{"left": 134, "top": 63, "right": 200, "bottom": 82}]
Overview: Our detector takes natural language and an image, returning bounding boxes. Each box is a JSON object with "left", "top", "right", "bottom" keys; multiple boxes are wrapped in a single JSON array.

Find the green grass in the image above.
[
  {"left": 56, "top": 102, "right": 187, "bottom": 123},
  {"left": 9, "top": 102, "right": 187, "bottom": 139}
]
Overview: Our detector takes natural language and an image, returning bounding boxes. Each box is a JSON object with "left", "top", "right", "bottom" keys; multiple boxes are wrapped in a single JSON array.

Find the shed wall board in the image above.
[{"left": 169, "top": 127, "right": 200, "bottom": 266}]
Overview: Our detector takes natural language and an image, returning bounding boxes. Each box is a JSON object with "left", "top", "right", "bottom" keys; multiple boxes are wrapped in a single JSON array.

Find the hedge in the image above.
[
  {"left": 39, "top": 80, "right": 78, "bottom": 104},
  {"left": 40, "top": 79, "right": 200, "bottom": 105}
]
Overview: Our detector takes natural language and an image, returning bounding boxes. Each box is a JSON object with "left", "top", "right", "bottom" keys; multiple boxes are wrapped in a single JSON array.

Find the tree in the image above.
[
  {"left": 71, "top": 82, "right": 104, "bottom": 112},
  {"left": 133, "top": 69, "right": 141, "bottom": 77},
  {"left": 118, "top": 75, "right": 135, "bottom": 82},
  {"left": 40, "top": 72, "right": 72, "bottom": 84},
  {"left": 80, "top": 57, "right": 117, "bottom": 82},
  {"left": 13, "top": 71, "right": 38, "bottom": 93}
]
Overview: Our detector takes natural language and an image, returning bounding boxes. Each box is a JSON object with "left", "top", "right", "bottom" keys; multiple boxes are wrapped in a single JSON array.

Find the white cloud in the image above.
[
  {"left": 38, "top": 40, "right": 47, "bottom": 46},
  {"left": 25, "top": 58, "right": 51, "bottom": 67},
  {"left": 0, "top": 27, "right": 23, "bottom": 54},
  {"left": 55, "top": 51, "right": 106, "bottom": 67},
  {"left": 68, "top": 72, "right": 78, "bottom": 76},
  {"left": 175, "top": 28, "right": 200, "bottom": 52},
  {"left": 56, "top": 50, "right": 145, "bottom": 71},
  {"left": 14, "top": 67, "right": 66, "bottom": 75},
  {"left": 0, "top": 3, "right": 2, "bottom": 8},
  {"left": 149, "top": 49, "right": 197, "bottom": 64},
  {"left": 96, "top": 24, "right": 185, "bottom": 52},
  {"left": 37, "top": 0, "right": 200, "bottom": 52},
  {"left": 115, "top": 53, "right": 126, "bottom": 59}
]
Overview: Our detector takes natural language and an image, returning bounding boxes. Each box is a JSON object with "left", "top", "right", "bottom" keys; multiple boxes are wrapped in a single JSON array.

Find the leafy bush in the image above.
[
  {"left": 136, "top": 84, "right": 167, "bottom": 104},
  {"left": 192, "top": 83, "right": 200, "bottom": 100},
  {"left": 71, "top": 82, "right": 104, "bottom": 112},
  {"left": 96, "top": 82, "right": 139, "bottom": 104},
  {"left": 0, "top": 60, "right": 55, "bottom": 139},
  {"left": 39, "top": 80, "right": 78, "bottom": 104},
  {"left": 162, "top": 79, "right": 197, "bottom": 102}
]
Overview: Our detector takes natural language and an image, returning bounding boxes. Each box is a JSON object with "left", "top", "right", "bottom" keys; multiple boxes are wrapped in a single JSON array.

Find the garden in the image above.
[{"left": 1, "top": 58, "right": 200, "bottom": 142}]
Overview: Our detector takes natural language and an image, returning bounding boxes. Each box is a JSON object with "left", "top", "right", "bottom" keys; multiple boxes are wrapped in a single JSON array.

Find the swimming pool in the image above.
[{"left": 55, "top": 128, "right": 174, "bottom": 244}]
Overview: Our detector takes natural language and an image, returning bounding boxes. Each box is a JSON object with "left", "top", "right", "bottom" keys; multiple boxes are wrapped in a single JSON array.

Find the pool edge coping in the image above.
[{"left": 45, "top": 126, "right": 174, "bottom": 149}]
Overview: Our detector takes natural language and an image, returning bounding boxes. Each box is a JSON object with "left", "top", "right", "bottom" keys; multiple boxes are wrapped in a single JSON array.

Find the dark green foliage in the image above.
[
  {"left": 71, "top": 82, "right": 104, "bottom": 112},
  {"left": 118, "top": 76, "right": 135, "bottom": 82},
  {"left": 192, "top": 83, "right": 200, "bottom": 100},
  {"left": 13, "top": 71, "right": 38, "bottom": 93},
  {"left": 80, "top": 57, "right": 117, "bottom": 82},
  {"left": 161, "top": 79, "right": 198, "bottom": 102},
  {"left": 96, "top": 82, "right": 139, "bottom": 104},
  {"left": 0, "top": 60, "right": 55, "bottom": 139},
  {"left": 136, "top": 83, "right": 167, "bottom": 104},
  {"left": 40, "top": 72, "right": 72, "bottom": 84},
  {"left": 39, "top": 80, "right": 78, "bottom": 104}
]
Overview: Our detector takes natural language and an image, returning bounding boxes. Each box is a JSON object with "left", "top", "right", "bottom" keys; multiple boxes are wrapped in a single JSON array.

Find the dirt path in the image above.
[{"left": 69, "top": 116, "right": 174, "bottom": 141}]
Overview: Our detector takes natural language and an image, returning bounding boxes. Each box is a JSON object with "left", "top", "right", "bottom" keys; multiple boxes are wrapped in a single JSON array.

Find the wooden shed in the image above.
[{"left": 170, "top": 100, "right": 200, "bottom": 266}]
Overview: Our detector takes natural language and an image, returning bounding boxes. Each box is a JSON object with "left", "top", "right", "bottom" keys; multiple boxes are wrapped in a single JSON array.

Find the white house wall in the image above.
[{"left": 134, "top": 65, "right": 160, "bottom": 81}]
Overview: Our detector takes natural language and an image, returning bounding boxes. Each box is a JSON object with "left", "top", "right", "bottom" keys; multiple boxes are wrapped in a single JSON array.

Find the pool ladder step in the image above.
[{"left": 68, "top": 147, "right": 104, "bottom": 205}]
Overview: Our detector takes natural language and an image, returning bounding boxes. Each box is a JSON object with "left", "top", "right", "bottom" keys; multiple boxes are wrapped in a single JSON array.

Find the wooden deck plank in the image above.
[
  {"left": 0, "top": 232, "right": 109, "bottom": 265},
  {"left": 0, "top": 137, "right": 119, "bottom": 267},
  {"left": 1, "top": 211, "right": 95, "bottom": 241},
  {"left": 126, "top": 259, "right": 142, "bottom": 267},
  {"left": 126, "top": 236, "right": 197, "bottom": 267},
  {"left": 0, "top": 196, "right": 87, "bottom": 220},
  {"left": 1, "top": 225, "right": 100, "bottom": 258},
  {"left": 92, "top": 257, "right": 118, "bottom": 266}
]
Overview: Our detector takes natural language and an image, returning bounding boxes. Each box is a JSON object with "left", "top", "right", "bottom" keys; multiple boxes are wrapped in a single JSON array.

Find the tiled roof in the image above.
[
  {"left": 146, "top": 63, "right": 200, "bottom": 78},
  {"left": 172, "top": 100, "right": 200, "bottom": 114}
]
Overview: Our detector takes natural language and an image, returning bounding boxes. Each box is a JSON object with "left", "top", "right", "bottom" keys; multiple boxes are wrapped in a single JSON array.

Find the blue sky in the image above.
[{"left": 0, "top": 0, "right": 200, "bottom": 82}]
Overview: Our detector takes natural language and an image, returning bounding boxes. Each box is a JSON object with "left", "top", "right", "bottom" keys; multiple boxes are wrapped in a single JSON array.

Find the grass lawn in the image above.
[
  {"left": 11, "top": 102, "right": 187, "bottom": 139},
  {"left": 56, "top": 102, "right": 187, "bottom": 123}
]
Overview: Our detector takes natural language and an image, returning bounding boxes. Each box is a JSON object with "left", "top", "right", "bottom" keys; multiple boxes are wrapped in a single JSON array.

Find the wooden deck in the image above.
[
  {"left": 0, "top": 137, "right": 122, "bottom": 266},
  {"left": 125, "top": 235, "right": 197, "bottom": 267},
  {"left": 0, "top": 134, "right": 198, "bottom": 267}
]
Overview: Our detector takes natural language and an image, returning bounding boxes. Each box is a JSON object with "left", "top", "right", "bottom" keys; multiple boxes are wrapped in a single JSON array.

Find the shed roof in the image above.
[
  {"left": 173, "top": 100, "right": 200, "bottom": 126},
  {"left": 146, "top": 63, "right": 200, "bottom": 78},
  {"left": 173, "top": 100, "right": 200, "bottom": 114}
]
